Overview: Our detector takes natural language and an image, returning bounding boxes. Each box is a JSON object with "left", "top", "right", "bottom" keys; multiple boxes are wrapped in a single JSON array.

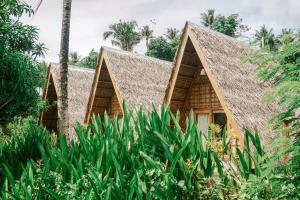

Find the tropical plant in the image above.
[
  {"left": 141, "top": 25, "right": 153, "bottom": 47},
  {"left": 254, "top": 25, "right": 276, "bottom": 50},
  {"left": 69, "top": 51, "right": 81, "bottom": 65},
  {"left": 0, "top": 0, "right": 46, "bottom": 125},
  {"left": 200, "top": 9, "right": 249, "bottom": 37},
  {"left": 276, "top": 28, "right": 297, "bottom": 48},
  {"left": 200, "top": 9, "right": 216, "bottom": 28},
  {"left": 212, "top": 14, "right": 249, "bottom": 37},
  {"left": 103, "top": 20, "right": 141, "bottom": 51},
  {"left": 1, "top": 102, "right": 279, "bottom": 199},
  {"left": 146, "top": 27, "right": 180, "bottom": 61},
  {"left": 0, "top": 119, "right": 54, "bottom": 187},
  {"left": 1, "top": 104, "right": 246, "bottom": 199},
  {"left": 79, "top": 49, "right": 99, "bottom": 68},
  {"left": 239, "top": 31, "right": 300, "bottom": 200},
  {"left": 58, "top": 0, "right": 72, "bottom": 136},
  {"left": 165, "top": 28, "right": 180, "bottom": 41}
]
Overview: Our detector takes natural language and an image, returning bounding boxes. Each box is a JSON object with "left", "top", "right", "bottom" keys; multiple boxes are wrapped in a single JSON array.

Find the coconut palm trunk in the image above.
[{"left": 58, "top": 0, "right": 72, "bottom": 138}]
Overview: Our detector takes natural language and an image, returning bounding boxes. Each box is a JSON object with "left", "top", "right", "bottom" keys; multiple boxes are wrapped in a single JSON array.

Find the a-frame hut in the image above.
[
  {"left": 85, "top": 47, "right": 172, "bottom": 123},
  {"left": 164, "top": 22, "right": 278, "bottom": 145},
  {"left": 39, "top": 63, "right": 94, "bottom": 138}
]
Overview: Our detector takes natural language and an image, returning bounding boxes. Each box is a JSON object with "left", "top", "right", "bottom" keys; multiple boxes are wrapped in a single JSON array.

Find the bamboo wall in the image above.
[
  {"left": 188, "top": 74, "right": 222, "bottom": 111},
  {"left": 170, "top": 37, "right": 223, "bottom": 127},
  {"left": 90, "top": 61, "right": 122, "bottom": 119}
]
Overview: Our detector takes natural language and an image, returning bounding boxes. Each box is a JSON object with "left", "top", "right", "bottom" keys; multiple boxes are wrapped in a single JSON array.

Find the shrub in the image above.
[
  {"left": 0, "top": 119, "right": 54, "bottom": 187},
  {"left": 0, "top": 105, "right": 283, "bottom": 199}
]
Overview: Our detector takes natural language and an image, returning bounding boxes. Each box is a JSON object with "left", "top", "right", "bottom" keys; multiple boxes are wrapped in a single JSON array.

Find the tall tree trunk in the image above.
[
  {"left": 146, "top": 37, "right": 149, "bottom": 47},
  {"left": 58, "top": 0, "right": 72, "bottom": 139}
]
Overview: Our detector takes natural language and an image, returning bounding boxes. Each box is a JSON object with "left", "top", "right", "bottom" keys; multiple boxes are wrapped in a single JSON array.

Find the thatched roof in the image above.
[
  {"left": 165, "top": 22, "right": 279, "bottom": 144},
  {"left": 44, "top": 63, "right": 95, "bottom": 137},
  {"left": 105, "top": 47, "right": 173, "bottom": 109},
  {"left": 86, "top": 47, "right": 173, "bottom": 122}
]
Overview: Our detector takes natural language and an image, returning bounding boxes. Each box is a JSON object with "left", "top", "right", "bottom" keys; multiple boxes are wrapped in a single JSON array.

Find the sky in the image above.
[{"left": 22, "top": 0, "right": 300, "bottom": 62}]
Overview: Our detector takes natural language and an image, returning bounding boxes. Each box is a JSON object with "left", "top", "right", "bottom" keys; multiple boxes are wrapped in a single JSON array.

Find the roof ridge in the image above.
[
  {"left": 102, "top": 46, "right": 172, "bottom": 65},
  {"left": 50, "top": 62, "right": 95, "bottom": 73},
  {"left": 186, "top": 21, "right": 239, "bottom": 43}
]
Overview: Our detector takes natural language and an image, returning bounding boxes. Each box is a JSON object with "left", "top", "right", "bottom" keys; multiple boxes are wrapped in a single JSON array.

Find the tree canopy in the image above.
[
  {"left": 146, "top": 28, "right": 180, "bottom": 61},
  {"left": 200, "top": 9, "right": 249, "bottom": 37},
  {"left": 79, "top": 49, "right": 99, "bottom": 68},
  {"left": 0, "top": 0, "right": 46, "bottom": 124},
  {"left": 103, "top": 20, "right": 141, "bottom": 51},
  {"left": 68, "top": 49, "right": 99, "bottom": 68}
]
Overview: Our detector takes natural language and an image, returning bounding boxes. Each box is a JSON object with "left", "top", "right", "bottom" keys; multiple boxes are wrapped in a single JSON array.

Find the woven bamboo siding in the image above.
[
  {"left": 169, "top": 37, "right": 224, "bottom": 128},
  {"left": 188, "top": 74, "right": 222, "bottom": 110},
  {"left": 41, "top": 77, "right": 58, "bottom": 132}
]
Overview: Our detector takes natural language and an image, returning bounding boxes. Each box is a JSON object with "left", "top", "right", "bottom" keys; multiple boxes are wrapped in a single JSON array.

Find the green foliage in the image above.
[
  {"left": 68, "top": 49, "right": 99, "bottom": 69},
  {"left": 200, "top": 9, "right": 216, "bottom": 28},
  {"left": 79, "top": 49, "right": 99, "bottom": 68},
  {"left": 211, "top": 14, "right": 249, "bottom": 37},
  {"left": 254, "top": 25, "right": 277, "bottom": 51},
  {"left": 0, "top": 119, "right": 54, "bottom": 187},
  {"left": 255, "top": 40, "right": 300, "bottom": 132},
  {"left": 1, "top": 105, "right": 248, "bottom": 199},
  {"left": 141, "top": 25, "right": 153, "bottom": 47},
  {"left": 239, "top": 31, "right": 300, "bottom": 200},
  {"left": 146, "top": 28, "right": 180, "bottom": 61},
  {"left": 69, "top": 51, "right": 81, "bottom": 65},
  {"left": 103, "top": 20, "right": 141, "bottom": 51},
  {"left": 200, "top": 9, "right": 249, "bottom": 37},
  {"left": 0, "top": 0, "right": 47, "bottom": 124}
]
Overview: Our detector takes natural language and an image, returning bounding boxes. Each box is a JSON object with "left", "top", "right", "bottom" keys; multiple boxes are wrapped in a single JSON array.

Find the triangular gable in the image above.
[
  {"left": 85, "top": 48, "right": 123, "bottom": 122},
  {"left": 165, "top": 22, "right": 279, "bottom": 145},
  {"left": 39, "top": 66, "right": 58, "bottom": 132},
  {"left": 86, "top": 47, "right": 173, "bottom": 123},
  {"left": 41, "top": 64, "right": 95, "bottom": 137},
  {"left": 165, "top": 22, "right": 244, "bottom": 141}
]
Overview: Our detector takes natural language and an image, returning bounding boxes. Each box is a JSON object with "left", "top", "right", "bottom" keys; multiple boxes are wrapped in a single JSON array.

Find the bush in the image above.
[
  {"left": 1, "top": 106, "right": 242, "bottom": 199},
  {"left": 1, "top": 105, "right": 293, "bottom": 199},
  {"left": 0, "top": 119, "right": 54, "bottom": 187}
]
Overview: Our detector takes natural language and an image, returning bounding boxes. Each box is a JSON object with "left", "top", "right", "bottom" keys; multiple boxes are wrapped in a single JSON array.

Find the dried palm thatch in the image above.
[
  {"left": 85, "top": 47, "right": 173, "bottom": 122},
  {"left": 40, "top": 63, "right": 94, "bottom": 138},
  {"left": 165, "top": 22, "right": 280, "bottom": 145}
]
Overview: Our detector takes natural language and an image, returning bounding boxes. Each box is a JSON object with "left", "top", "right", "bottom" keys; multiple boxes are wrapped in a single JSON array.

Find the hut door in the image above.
[{"left": 196, "top": 113, "right": 209, "bottom": 134}]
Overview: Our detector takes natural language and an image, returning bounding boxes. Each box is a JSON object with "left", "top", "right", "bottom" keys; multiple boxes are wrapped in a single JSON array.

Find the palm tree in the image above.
[
  {"left": 32, "top": 42, "right": 47, "bottom": 60},
  {"left": 103, "top": 20, "right": 141, "bottom": 51},
  {"left": 141, "top": 25, "right": 153, "bottom": 47},
  {"left": 165, "top": 28, "right": 179, "bottom": 41},
  {"left": 69, "top": 51, "right": 80, "bottom": 65},
  {"left": 34, "top": 0, "right": 72, "bottom": 137},
  {"left": 255, "top": 25, "right": 276, "bottom": 50},
  {"left": 276, "top": 28, "right": 295, "bottom": 47},
  {"left": 200, "top": 9, "right": 216, "bottom": 28},
  {"left": 58, "top": 0, "right": 72, "bottom": 137}
]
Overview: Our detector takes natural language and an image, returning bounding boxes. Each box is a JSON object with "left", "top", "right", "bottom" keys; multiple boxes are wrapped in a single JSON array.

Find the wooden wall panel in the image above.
[
  {"left": 110, "top": 94, "right": 122, "bottom": 117},
  {"left": 188, "top": 74, "right": 222, "bottom": 110}
]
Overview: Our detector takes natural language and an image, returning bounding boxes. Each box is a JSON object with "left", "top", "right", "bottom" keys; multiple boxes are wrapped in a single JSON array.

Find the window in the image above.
[
  {"left": 213, "top": 112, "right": 227, "bottom": 133},
  {"left": 195, "top": 111, "right": 227, "bottom": 135},
  {"left": 196, "top": 113, "right": 209, "bottom": 134}
]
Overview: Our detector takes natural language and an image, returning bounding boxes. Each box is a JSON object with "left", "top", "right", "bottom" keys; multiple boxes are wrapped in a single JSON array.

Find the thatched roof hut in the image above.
[
  {"left": 39, "top": 63, "right": 94, "bottom": 138},
  {"left": 85, "top": 47, "right": 172, "bottom": 122},
  {"left": 164, "top": 22, "right": 279, "bottom": 145}
]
